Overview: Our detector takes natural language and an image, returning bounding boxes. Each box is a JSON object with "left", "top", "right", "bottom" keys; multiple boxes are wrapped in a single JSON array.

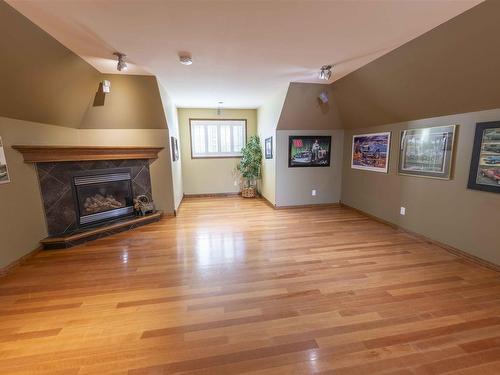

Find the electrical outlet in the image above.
[
  {"left": 400, "top": 207, "right": 406, "bottom": 216},
  {"left": 312, "top": 189, "right": 317, "bottom": 196}
]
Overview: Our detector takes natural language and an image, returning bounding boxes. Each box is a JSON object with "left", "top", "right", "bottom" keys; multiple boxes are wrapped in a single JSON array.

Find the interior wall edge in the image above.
[
  {"left": 257, "top": 84, "right": 289, "bottom": 205},
  {"left": 276, "top": 128, "right": 344, "bottom": 207}
]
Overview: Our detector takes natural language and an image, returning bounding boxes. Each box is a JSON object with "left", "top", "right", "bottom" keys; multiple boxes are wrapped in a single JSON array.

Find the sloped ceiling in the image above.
[
  {"left": 0, "top": 2, "right": 167, "bottom": 130},
  {"left": 0, "top": 1, "right": 98, "bottom": 128},
  {"left": 7, "top": 0, "right": 482, "bottom": 108},
  {"left": 277, "top": 83, "right": 341, "bottom": 130},
  {"left": 331, "top": 0, "right": 500, "bottom": 129}
]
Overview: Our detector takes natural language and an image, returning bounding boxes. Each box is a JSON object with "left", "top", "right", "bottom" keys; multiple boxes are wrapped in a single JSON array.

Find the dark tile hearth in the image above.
[
  {"left": 37, "top": 159, "right": 153, "bottom": 236},
  {"left": 40, "top": 212, "right": 162, "bottom": 250}
]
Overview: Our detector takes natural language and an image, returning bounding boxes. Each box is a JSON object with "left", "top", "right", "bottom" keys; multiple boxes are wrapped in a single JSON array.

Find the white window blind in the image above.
[{"left": 190, "top": 120, "right": 246, "bottom": 158}]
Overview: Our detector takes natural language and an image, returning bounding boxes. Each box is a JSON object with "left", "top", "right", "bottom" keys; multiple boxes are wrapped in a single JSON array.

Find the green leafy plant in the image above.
[{"left": 236, "top": 135, "right": 262, "bottom": 188}]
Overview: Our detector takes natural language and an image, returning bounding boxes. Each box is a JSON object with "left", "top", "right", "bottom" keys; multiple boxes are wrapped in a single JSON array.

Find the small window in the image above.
[{"left": 190, "top": 119, "right": 247, "bottom": 158}]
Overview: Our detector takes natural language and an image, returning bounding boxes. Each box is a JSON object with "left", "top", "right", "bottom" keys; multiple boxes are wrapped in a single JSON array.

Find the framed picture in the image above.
[
  {"left": 398, "top": 125, "right": 457, "bottom": 179},
  {"left": 467, "top": 121, "right": 500, "bottom": 193},
  {"left": 0, "top": 137, "right": 11, "bottom": 184},
  {"left": 288, "top": 135, "right": 331, "bottom": 167},
  {"left": 351, "top": 132, "right": 391, "bottom": 173},
  {"left": 265, "top": 137, "right": 273, "bottom": 159},
  {"left": 171, "top": 136, "right": 179, "bottom": 162}
]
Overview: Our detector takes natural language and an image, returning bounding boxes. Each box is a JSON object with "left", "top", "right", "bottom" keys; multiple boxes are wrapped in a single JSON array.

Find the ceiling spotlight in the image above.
[
  {"left": 318, "top": 65, "right": 332, "bottom": 80},
  {"left": 179, "top": 55, "right": 193, "bottom": 65},
  {"left": 113, "top": 52, "right": 128, "bottom": 72}
]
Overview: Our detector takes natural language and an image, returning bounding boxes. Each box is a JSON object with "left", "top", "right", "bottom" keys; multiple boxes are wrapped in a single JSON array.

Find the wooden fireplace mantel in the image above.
[{"left": 12, "top": 145, "right": 164, "bottom": 163}]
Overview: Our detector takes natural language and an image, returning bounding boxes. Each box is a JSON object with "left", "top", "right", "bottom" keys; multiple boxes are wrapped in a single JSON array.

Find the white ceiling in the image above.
[{"left": 8, "top": 0, "right": 482, "bottom": 109}]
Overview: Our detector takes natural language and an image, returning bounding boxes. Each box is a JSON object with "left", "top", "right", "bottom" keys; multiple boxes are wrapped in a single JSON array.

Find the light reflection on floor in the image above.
[{"left": 194, "top": 230, "right": 246, "bottom": 267}]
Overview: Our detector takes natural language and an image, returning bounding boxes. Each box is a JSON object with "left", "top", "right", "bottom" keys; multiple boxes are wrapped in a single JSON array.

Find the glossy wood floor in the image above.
[{"left": 1, "top": 197, "right": 500, "bottom": 375}]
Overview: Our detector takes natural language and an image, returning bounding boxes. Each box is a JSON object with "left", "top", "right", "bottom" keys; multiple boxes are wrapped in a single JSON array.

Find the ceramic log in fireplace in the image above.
[{"left": 72, "top": 169, "right": 135, "bottom": 226}]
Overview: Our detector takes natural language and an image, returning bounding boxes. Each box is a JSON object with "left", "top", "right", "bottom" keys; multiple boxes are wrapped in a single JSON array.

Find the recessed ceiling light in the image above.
[
  {"left": 179, "top": 55, "right": 193, "bottom": 65},
  {"left": 318, "top": 65, "right": 332, "bottom": 80},
  {"left": 113, "top": 52, "right": 128, "bottom": 72}
]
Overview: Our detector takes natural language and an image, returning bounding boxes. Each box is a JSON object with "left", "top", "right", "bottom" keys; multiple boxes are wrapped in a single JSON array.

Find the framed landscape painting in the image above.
[
  {"left": 398, "top": 125, "right": 457, "bottom": 179},
  {"left": 467, "top": 121, "right": 500, "bottom": 193},
  {"left": 0, "top": 137, "right": 10, "bottom": 185},
  {"left": 351, "top": 132, "right": 391, "bottom": 173},
  {"left": 265, "top": 137, "right": 273, "bottom": 159},
  {"left": 288, "top": 136, "right": 331, "bottom": 167}
]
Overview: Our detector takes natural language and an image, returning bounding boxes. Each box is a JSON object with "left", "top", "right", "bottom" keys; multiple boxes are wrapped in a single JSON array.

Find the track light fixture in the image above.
[
  {"left": 113, "top": 52, "right": 128, "bottom": 72},
  {"left": 318, "top": 65, "right": 332, "bottom": 81}
]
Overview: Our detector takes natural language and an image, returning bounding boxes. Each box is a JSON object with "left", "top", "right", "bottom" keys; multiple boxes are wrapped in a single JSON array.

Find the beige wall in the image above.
[
  {"left": 0, "top": 117, "right": 75, "bottom": 268},
  {"left": 0, "top": 117, "right": 175, "bottom": 269},
  {"left": 256, "top": 86, "right": 288, "bottom": 204},
  {"left": 276, "top": 129, "right": 344, "bottom": 207},
  {"left": 158, "top": 83, "right": 183, "bottom": 210},
  {"left": 341, "top": 108, "right": 500, "bottom": 265},
  {"left": 332, "top": 0, "right": 500, "bottom": 129},
  {"left": 178, "top": 108, "right": 257, "bottom": 195}
]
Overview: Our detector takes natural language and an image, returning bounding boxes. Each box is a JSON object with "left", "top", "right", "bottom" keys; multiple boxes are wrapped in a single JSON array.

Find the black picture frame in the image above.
[
  {"left": 265, "top": 137, "right": 273, "bottom": 159},
  {"left": 171, "top": 137, "right": 179, "bottom": 162},
  {"left": 467, "top": 121, "right": 500, "bottom": 193},
  {"left": 288, "top": 135, "right": 331, "bottom": 168}
]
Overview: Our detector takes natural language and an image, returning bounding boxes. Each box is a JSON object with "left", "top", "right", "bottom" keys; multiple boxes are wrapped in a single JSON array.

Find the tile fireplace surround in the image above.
[
  {"left": 13, "top": 145, "right": 164, "bottom": 248},
  {"left": 37, "top": 159, "right": 152, "bottom": 236}
]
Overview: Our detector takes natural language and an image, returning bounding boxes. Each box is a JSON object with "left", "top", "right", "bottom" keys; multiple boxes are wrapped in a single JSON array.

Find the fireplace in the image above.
[
  {"left": 12, "top": 145, "right": 163, "bottom": 248},
  {"left": 73, "top": 169, "right": 134, "bottom": 226}
]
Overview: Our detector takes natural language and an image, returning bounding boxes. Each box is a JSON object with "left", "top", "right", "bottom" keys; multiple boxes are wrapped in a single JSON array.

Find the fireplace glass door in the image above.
[{"left": 74, "top": 171, "right": 134, "bottom": 226}]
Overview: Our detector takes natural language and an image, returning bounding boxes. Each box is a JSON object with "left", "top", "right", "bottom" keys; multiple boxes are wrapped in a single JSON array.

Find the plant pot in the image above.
[{"left": 241, "top": 186, "right": 256, "bottom": 198}]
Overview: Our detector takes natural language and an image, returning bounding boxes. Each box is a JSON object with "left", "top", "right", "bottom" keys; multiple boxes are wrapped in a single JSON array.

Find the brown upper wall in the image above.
[
  {"left": 0, "top": 1, "right": 167, "bottom": 130},
  {"left": 277, "top": 83, "right": 342, "bottom": 130},
  {"left": 80, "top": 75, "right": 167, "bottom": 129},
  {"left": 332, "top": 0, "right": 500, "bottom": 129},
  {"left": 0, "top": 1, "right": 99, "bottom": 128}
]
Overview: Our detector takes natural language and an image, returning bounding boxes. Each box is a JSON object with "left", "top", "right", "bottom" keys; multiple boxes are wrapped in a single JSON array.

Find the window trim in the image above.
[{"left": 189, "top": 118, "right": 248, "bottom": 159}]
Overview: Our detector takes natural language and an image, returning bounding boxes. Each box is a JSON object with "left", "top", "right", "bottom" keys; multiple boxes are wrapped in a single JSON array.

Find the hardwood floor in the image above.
[{"left": 1, "top": 196, "right": 499, "bottom": 374}]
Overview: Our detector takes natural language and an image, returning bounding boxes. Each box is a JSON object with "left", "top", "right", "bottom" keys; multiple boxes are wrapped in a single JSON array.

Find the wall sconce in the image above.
[
  {"left": 94, "top": 80, "right": 110, "bottom": 107},
  {"left": 101, "top": 80, "right": 111, "bottom": 93},
  {"left": 318, "top": 91, "right": 329, "bottom": 104}
]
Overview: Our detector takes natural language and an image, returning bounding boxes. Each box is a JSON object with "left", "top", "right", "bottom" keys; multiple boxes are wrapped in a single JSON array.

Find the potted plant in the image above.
[{"left": 236, "top": 135, "right": 262, "bottom": 198}]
